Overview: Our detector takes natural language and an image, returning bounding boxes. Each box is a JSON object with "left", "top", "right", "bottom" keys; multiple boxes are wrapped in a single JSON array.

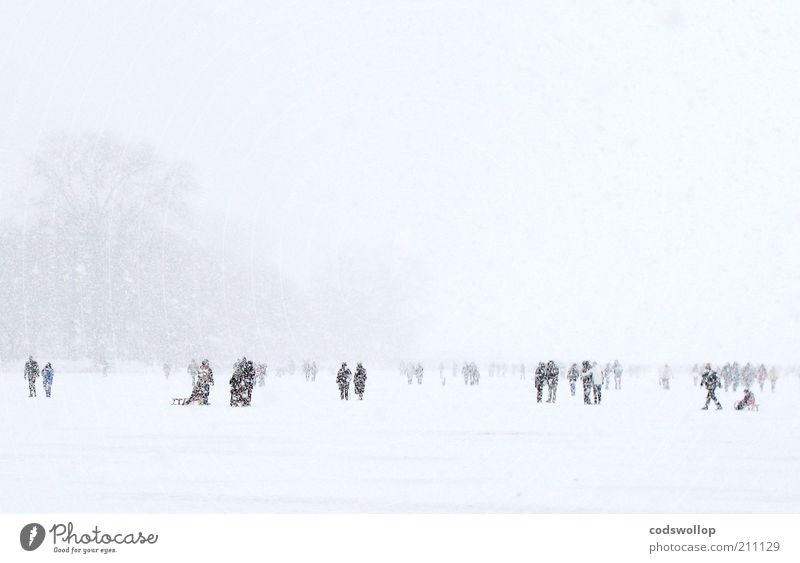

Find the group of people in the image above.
[
  {"left": 302, "top": 361, "right": 319, "bottom": 382},
  {"left": 23, "top": 356, "right": 55, "bottom": 398},
  {"left": 702, "top": 362, "right": 776, "bottom": 393},
  {"left": 462, "top": 362, "right": 481, "bottom": 385},
  {"left": 655, "top": 362, "right": 779, "bottom": 411},
  {"left": 571, "top": 361, "right": 611, "bottom": 405},
  {"left": 400, "top": 362, "right": 424, "bottom": 385},
  {"left": 698, "top": 363, "right": 765, "bottom": 411},
  {"left": 534, "top": 361, "right": 560, "bottom": 403},
  {"left": 660, "top": 362, "right": 779, "bottom": 394},
  {"left": 229, "top": 358, "right": 256, "bottom": 407},
  {"left": 336, "top": 362, "right": 368, "bottom": 400},
  {"left": 534, "top": 360, "right": 622, "bottom": 405}
]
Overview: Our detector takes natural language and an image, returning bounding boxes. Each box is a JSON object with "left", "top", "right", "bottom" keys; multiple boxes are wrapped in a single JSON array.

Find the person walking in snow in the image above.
[
  {"left": 197, "top": 359, "right": 214, "bottom": 405},
  {"left": 41, "top": 362, "right": 54, "bottom": 398},
  {"left": 742, "top": 363, "right": 756, "bottom": 390},
  {"left": 700, "top": 363, "right": 722, "bottom": 410},
  {"left": 592, "top": 362, "right": 603, "bottom": 404},
  {"left": 187, "top": 359, "right": 199, "bottom": 388},
  {"left": 415, "top": 363, "right": 424, "bottom": 385},
  {"left": 567, "top": 363, "right": 579, "bottom": 396},
  {"left": 403, "top": 362, "right": 414, "bottom": 385},
  {"left": 24, "top": 356, "right": 39, "bottom": 397},
  {"left": 659, "top": 364, "right": 672, "bottom": 390},
  {"left": 768, "top": 366, "right": 778, "bottom": 392},
  {"left": 720, "top": 363, "right": 731, "bottom": 392},
  {"left": 612, "top": 360, "right": 623, "bottom": 390},
  {"left": 256, "top": 363, "right": 267, "bottom": 387},
  {"left": 756, "top": 364, "right": 767, "bottom": 392},
  {"left": 730, "top": 362, "right": 741, "bottom": 392},
  {"left": 242, "top": 360, "right": 256, "bottom": 406},
  {"left": 354, "top": 362, "right": 368, "bottom": 399},
  {"left": 580, "top": 361, "right": 594, "bottom": 405},
  {"left": 534, "top": 362, "right": 546, "bottom": 403},
  {"left": 229, "top": 360, "right": 245, "bottom": 406},
  {"left": 602, "top": 363, "right": 612, "bottom": 390},
  {"left": 546, "top": 360, "right": 559, "bottom": 403},
  {"left": 337, "top": 362, "right": 352, "bottom": 400},
  {"left": 163, "top": 362, "right": 171, "bottom": 380}
]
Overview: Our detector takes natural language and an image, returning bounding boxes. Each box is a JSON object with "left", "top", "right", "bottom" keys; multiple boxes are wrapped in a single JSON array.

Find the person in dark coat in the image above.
[
  {"left": 581, "top": 361, "right": 594, "bottom": 405},
  {"left": 354, "top": 362, "right": 367, "bottom": 399},
  {"left": 701, "top": 363, "right": 723, "bottom": 410},
  {"left": 337, "top": 362, "right": 352, "bottom": 400},
  {"left": 534, "top": 362, "right": 546, "bottom": 403},
  {"left": 242, "top": 360, "right": 256, "bottom": 406},
  {"left": 592, "top": 362, "right": 603, "bottom": 404},
  {"left": 230, "top": 358, "right": 246, "bottom": 407},
  {"left": 24, "top": 356, "right": 39, "bottom": 397},
  {"left": 545, "top": 360, "right": 559, "bottom": 403}
]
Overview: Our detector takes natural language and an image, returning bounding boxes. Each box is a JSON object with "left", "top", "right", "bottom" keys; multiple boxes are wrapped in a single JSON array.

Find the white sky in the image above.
[{"left": 1, "top": 0, "right": 799, "bottom": 362}]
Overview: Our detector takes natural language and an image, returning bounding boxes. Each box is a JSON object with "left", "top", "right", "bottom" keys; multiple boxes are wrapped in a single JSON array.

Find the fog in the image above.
[{"left": 1, "top": 1, "right": 799, "bottom": 363}]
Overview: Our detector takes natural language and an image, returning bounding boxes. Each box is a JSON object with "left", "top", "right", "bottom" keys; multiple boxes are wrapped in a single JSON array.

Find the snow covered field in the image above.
[{"left": 2, "top": 365, "right": 798, "bottom": 513}]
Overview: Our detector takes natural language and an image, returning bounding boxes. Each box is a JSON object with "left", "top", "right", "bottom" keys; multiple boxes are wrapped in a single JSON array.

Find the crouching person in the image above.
[
  {"left": 734, "top": 388, "right": 756, "bottom": 411},
  {"left": 184, "top": 359, "right": 213, "bottom": 406}
]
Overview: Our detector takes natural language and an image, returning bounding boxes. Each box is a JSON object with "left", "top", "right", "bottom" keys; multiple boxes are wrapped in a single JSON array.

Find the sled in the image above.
[
  {"left": 172, "top": 397, "right": 209, "bottom": 406},
  {"left": 733, "top": 401, "right": 759, "bottom": 411}
]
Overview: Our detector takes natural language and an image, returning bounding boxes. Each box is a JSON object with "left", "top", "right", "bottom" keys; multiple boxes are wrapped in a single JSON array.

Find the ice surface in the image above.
[{"left": 1, "top": 366, "right": 797, "bottom": 513}]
